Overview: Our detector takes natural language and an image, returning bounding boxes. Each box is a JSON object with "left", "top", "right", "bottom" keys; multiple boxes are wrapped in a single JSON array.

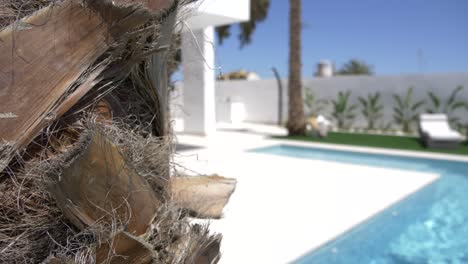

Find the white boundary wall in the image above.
[{"left": 171, "top": 72, "right": 468, "bottom": 129}]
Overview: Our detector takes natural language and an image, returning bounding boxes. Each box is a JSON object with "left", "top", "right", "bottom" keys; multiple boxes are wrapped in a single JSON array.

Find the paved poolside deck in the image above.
[{"left": 174, "top": 124, "right": 447, "bottom": 263}]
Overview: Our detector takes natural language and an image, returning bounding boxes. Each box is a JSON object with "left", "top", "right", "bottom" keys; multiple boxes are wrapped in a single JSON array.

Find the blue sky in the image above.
[{"left": 212, "top": 0, "right": 468, "bottom": 79}]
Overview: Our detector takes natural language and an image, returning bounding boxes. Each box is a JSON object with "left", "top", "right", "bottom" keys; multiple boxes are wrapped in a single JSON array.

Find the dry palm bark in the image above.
[
  {"left": 44, "top": 231, "right": 154, "bottom": 264},
  {"left": 0, "top": 118, "right": 235, "bottom": 263},
  {"left": 95, "top": 231, "right": 154, "bottom": 264},
  {"left": 0, "top": 0, "right": 108, "bottom": 151},
  {"left": 182, "top": 233, "right": 222, "bottom": 264},
  {"left": 0, "top": 0, "right": 174, "bottom": 171},
  {"left": 0, "top": 1, "right": 237, "bottom": 263},
  {"left": 49, "top": 130, "right": 160, "bottom": 236},
  {"left": 46, "top": 124, "right": 234, "bottom": 263},
  {"left": 170, "top": 175, "right": 237, "bottom": 219}
]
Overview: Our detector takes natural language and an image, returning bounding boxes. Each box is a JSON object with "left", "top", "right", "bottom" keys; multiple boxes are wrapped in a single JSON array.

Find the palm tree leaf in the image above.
[
  {"left": 314, "top": 106, "right": 325, "bottom": 114},
  {"left": 411, "top": 100, "right": 425, "bottom": 111},
  {"left": 342, "top": 91, "right": 351, "bottom": 108},
  {"left": 450, "top": 101, "right": 466, "bottom": 111},
  {"left": 405, "top": 87, "right": 414, "bottom": 107},
  {"left": 393, "top": 115, "right": 403, "bottom": 123},
  {"left": 393, "top": 107, "right": 404, "bottom": 117},
  {"left": 410, "top": 114, "right": 420, "bottom": 121},
  {"left": 338, "top": 91, "right": 344, "bottom": 100},
  {"left": 373, "top": 92, "right": 381, "bottom": 102},
  {"left": 447, "top": 85, "right": 464, "bottom": 106},
  {"left": 427, "top": 91, "right": 440, "bottom": 109},
  {"left": 348, "top": 104, "right": 358, "bottom": 112},
  {"left": 449, "top": 117, "right": 460, "bottom": 123},
  {"left": 393, "top": 94, "right": 404, "bottom": 109},
  {"left": 344, "top": 91, "right": 352, "bottom": 99},
  {"left": 358, "top": 97, "right": 367, "bottom": 107}
]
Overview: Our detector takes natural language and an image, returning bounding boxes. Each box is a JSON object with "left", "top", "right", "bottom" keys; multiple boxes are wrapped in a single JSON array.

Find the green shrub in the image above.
[
  {"left": 393, "top": 87, "right": 425, "bottom": 133},
  {"left": 426, "top": 85, "right": 467, "bottom": 127},
  {"left": 358, "top": 92, "right": 383, "bottom": 130},
  {"left": 304, "top": 88, "right": 328, "bottom": 118},
  {"left": 332, "top": 91, "right": 357, "bottom": 129}
]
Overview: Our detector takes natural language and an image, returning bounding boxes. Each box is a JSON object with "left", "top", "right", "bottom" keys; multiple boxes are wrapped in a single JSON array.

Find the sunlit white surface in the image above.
[{"left": 173, "top": 124, "right": 462, "bottom": 263}]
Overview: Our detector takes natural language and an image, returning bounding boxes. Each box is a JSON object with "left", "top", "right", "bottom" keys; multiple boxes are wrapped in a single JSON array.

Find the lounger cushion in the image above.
[{"left": 419, "top": 114, "right": 462, "bottom": 142}]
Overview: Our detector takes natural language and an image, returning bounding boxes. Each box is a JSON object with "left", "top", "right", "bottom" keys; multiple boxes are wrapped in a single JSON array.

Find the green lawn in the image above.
[{"left": 274, "top": 132, "right": 468, "bottom": 156}]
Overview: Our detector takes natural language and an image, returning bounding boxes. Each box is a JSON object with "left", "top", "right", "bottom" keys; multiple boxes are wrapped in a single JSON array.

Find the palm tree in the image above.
[
  {"left": 393, "top": 87, "right": 425, "bottom": 133},
  {"left": 216, "top": 0, "right": 271, "bottom": 47},
  {"left": 337, "top": 59, "right": 374, "bottom": 75},
  {"left": 332, "top": 91, "right": 358, "bottom": 129},
  {"left": 287, "top": 0, "right": 306, "bottom": 136},
  {"left": 304, "top": 88, "right": 328, "bottom": 118},
  {"left": 426, "top": 85, "right": 467, "bottom": 127},
  {"left": 358, "top": 92, "right": 384, "bottom": 130}
]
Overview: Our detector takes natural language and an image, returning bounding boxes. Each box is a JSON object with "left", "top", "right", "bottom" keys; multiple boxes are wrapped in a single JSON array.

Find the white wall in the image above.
[
  {"left": 177, "top": 0, "right": 250, "bottom": 135},
  {"left": 215, "top": 79, "right": 283, "bottom": 124},
  {"left": 181, "top": 27, "right": 216, "bottom": 135},
  {"left": 172, "top": 72, "right": 468, "bottom": 129}
]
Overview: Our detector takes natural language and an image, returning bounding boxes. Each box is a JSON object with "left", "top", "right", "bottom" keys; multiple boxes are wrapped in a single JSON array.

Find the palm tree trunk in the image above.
[{"left": 287, "top": 0, "right": 306, "bottom": 136}]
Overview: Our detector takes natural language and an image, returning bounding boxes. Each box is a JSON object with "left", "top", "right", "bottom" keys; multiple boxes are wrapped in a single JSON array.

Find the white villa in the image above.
[{"left": 178, "top": 0, "right": 250, "bottom": 135}]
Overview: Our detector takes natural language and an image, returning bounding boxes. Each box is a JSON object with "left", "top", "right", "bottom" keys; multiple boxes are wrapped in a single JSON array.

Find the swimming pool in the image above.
[{"left": 252, "top": 145, "right": 468, "bottom": 264}]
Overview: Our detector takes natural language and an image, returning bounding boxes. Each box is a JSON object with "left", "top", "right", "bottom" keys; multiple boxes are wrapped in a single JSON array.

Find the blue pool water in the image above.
[{"left": 251, "top": 145, "right": 468, "bottom": 264}]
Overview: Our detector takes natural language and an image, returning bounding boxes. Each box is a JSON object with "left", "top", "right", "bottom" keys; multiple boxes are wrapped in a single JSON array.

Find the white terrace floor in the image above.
[{"left": 173, "top": 123, "right": 451, "bottom": 264}]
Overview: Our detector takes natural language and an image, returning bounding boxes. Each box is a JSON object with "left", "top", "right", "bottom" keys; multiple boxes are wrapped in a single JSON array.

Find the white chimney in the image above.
[{"left": 315, "top": 60, "right": 333, "bottom": 77}]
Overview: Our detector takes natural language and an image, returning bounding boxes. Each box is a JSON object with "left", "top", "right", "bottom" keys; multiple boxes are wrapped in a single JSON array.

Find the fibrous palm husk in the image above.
[
  {"left": 95, "top": 231, "right": 154, "bottom": 264},
  {"left": 0, "top": 0, "right": 176, "bottom": 172},
  {"left": 0, "top": 118, "right": 227, "bottom": 264},
  {"left": 0, "top": 0, "right": 58, "bottom": 29},
  {"left": 49, "top": 129, "right": 161, "bottom": 236},
  {"left": 0, "top": 1, "right": 234, "bottom": 263}
]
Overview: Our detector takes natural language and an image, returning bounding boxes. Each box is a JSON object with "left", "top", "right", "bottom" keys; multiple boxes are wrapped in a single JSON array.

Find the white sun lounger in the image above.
[{"left": 418, "top": 114, "right": 463, "bottom": 149}]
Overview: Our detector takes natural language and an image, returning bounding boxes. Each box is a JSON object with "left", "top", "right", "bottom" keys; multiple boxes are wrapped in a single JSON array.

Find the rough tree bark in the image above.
[
  {"left": 170, "top": 175, "right": 237, "bottom": 219},
  {"left": 287, "top": 0, "right": 306, "bottom": 136},
  {"left": 0, "top": 1, "right": 235, "bottom": 262},
  {"left": 0, "top": 0, "right": 175, "bottom": 172},
  {"left": 50, "top": 131, "right": 160, "bottom": 236}
]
